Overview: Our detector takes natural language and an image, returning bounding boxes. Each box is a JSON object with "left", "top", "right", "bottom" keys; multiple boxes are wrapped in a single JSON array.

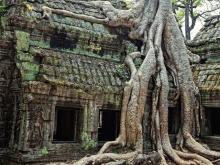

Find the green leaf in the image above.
[{"left": 176, "top": 9, "right": 185, "bottom": 23}]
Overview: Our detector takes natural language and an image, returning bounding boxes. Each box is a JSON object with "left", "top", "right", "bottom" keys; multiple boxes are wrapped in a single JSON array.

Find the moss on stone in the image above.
[
  {"left": 16, "top": 51, "right": 33, "bottom": 62},
  {"left": 189, "top": 41, "right": 220, "bottom": 54},
  {"left": 206, "top": 56, "right": 220, "bottom": 63},
  {"left": 16, "top": 60, "right": 39, "bottom": 81},
  {"left": 15, "top": 31, "right": 30, "bottom": 51},
  {"left": 22, "top": 73, "right": 37, "bottom": 81},
  {"left": 29, "top": 40, "right": 50, "bottom": 49}
]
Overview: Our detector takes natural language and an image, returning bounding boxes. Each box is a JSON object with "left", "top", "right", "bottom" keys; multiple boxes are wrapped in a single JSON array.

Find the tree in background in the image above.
[{"left": 172, "top": 0, "right": 220, "bottom": 40}]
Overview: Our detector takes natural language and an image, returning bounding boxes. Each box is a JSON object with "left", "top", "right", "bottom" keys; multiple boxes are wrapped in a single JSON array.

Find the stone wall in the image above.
[
  {"left": 0, "top": 0, "right": 181, "bottom": 164},
  {"left": 0, "top": 0, "right": 128, "bottom": 162},
  {"left": 0, "top": 41, "right": 19, "bottom": 149}
]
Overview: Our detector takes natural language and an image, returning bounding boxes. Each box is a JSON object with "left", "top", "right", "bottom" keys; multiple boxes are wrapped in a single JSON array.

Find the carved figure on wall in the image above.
[{"left": 29, "top": 109, "right": 44, "bottom": 148}]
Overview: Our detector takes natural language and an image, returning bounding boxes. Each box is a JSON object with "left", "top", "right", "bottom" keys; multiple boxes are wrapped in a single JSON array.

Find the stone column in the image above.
[{"left": 83, "top": 100, "right": 99, "bottom": 141}]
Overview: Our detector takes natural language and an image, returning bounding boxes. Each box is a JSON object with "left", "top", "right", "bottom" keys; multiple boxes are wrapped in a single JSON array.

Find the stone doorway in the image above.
[
  {"left": 53, "top": 106, "right": 80, "bottom": 142},
  {"left": 98, "top": 110, "right": 120, "bottom": 141}
]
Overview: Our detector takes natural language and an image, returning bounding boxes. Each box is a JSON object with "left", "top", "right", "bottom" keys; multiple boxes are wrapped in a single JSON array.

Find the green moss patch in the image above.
[{"left": 15, "top": 30, "right": 30, "bottom": 51}]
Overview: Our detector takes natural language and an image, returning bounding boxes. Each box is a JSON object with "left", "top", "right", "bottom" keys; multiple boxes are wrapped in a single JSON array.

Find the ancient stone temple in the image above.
[
  {"left": 188, "top": 14, "right": 220, "bottom": 151},
  {"left": 0, "top": 0, "right": 134, "bottom": 164},
  {"left": 0, "top": 0, "right": 220, "bottom": 164}
]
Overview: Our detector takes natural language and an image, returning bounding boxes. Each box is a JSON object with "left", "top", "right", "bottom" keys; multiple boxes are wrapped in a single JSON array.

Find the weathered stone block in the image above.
[{"left": 15, "top": 31, "right": 30, "bottom": 52}]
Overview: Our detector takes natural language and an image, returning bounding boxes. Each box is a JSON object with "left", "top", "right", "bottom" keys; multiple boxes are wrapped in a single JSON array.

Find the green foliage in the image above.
[
  {"left": 0, "top": 6, "right": 6, "bottom": 17},
  {"left": 81, "top": 132, "right": 97, "bottom": 150},
  {"left": 114, "top": 64, "right": 129, "bottom": 81},
  {"left": 194, "top": 0, "right": 203, "bottom": 6},
  {"left": 134, "top": 57, "right": 143, "bottom": 67},
  {"left": 171, "top": 0, "right": 178, "bottom": 5},
  {"left": 176, "top": 9, "right": 185, "bottom": 25},
  {"left": 172, "top": 0, "right": 204, "bottom": 22},
  {"left": 172, "top": 0, "right": 203, "bottom": 7},
  {"left": 124, "top": 41, "right": 138, "bottom": 55},
  {"left": 0, "top": 1, "right": 6, "bottom": 16},
  {"left": 21, "top": 0, "right": 33, "bottom": 12},
  {"left": 172, "top": 0, "right": 208, "bottom": 38},
  {"left": 123, "top": 0, "right": 133, "bottom": 9},
  {"left": 38, "top": 147, "right": 49, "bottom": 156}
]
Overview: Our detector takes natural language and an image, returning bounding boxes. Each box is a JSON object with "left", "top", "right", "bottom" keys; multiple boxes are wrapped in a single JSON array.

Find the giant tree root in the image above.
[
  {"left": 46, "top": 152, "right": 161, "bottom": 165},
  {"left": 42, "top": 0, "right": 220, "bottom": 164},
  {"left": 72, "top": 152, "right": 161, "bottom": 165}
]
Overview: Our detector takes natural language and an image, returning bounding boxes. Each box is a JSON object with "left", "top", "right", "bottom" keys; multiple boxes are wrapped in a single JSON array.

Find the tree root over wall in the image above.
[{"left": 43, "top": 0, "right": 220, "bottom": 164}]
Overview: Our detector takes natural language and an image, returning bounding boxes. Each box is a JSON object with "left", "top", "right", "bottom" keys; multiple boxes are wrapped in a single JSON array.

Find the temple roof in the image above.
[
  {"left": 16, "top": 46, "right": 128, "bottom": 94},
  {"left": 37, "top": 48, "right": 127, "bottom": 94},
  {"left": 189, "top": 15, "right": 220, "bottom": 94},
  {"left": 193, "top": 64, "right": 220, "bottom": 92},
  {"left": 194, "top": 15, "right": 220, "bottom": 41},
  {"left": 10, "top": 0, "right": 134, "bottom": 95},
  {"left": 193, "top": 64, "right": 220, "bottom": 105},
  {"left": 188, "top": 15, "right": 220, "bottom": 55}
]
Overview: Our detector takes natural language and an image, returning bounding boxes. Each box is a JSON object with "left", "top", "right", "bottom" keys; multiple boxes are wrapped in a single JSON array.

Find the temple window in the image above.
[
  {"left": 53, "top": 106, "right": 80, "bottom": 143},
  {"left": 205, "top": 108, "right": 220, "bottom": 136},
  {"left": 50, "top": 31, "right": 78, "bottom": 50},
  {"left": 98, "top": 110, "right": 120, "bottom": 141}
]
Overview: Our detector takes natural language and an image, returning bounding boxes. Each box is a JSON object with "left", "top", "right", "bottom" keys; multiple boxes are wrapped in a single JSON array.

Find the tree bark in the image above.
[
  {"left": 185, "top": 0, "right": 191, "bottom": 40},
  {"left": 42, "top": 0, "right": 220, "bottom": 164}
]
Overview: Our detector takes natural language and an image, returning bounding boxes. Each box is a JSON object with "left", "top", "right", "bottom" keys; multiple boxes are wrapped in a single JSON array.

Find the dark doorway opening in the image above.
[
  {"left": 53, "top": 107, "right": 80, "bottom": 143},
  {"left": 98, "top": 110, "right": 120, "bottom": 141},
  {"left": 168, "top": 107, "right": 181, "bottom": 134},
  {"left": 50, "top": 30, "right": 78, "bottom": 50},
  {"left": 205, "top": 108, "right": 220, "bottom": 136}
]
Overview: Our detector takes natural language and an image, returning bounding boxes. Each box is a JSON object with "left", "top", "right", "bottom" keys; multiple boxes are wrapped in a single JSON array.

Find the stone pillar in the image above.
[
  {"left": 43, "top": 97, "right": 57, "bottom": 147},
  {"left": 83, "top": 100, "right": 99, "bottom": 141},
  {"left": 200, "top": 106, "right": 210, "bottom": 137},
  {"left": 82, "top": 104, "right": 88, "bottom": 134},
  {"left": 17, "top": 101, "right": 29, "bottom": 151}
]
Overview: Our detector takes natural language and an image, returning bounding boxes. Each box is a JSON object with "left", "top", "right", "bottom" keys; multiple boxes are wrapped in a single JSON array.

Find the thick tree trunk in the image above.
[{"left": 42, "top": 0, "right": 220, "bottom": 164}]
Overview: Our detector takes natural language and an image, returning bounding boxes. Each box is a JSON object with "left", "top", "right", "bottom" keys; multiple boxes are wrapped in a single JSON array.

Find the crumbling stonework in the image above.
[
  {"left": 0, "top": 0, "right": 219, "bottom": 164},
  {"left": 0, "top": 0, "right": 135, "bottom": 164},
  {"left": 189, "top": 15, "right": 220, "bottom": 152}
]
